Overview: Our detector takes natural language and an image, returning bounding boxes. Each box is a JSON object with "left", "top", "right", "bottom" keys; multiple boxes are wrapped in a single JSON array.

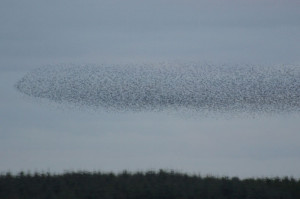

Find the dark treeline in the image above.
[{"left": 0, "top": 170, "right": 299, "bottom": 199}]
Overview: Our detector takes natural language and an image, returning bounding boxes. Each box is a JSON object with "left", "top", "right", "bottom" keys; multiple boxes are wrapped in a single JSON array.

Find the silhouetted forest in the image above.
[{"left": 0, "top": 170, "right": 299, "bottom": 199}]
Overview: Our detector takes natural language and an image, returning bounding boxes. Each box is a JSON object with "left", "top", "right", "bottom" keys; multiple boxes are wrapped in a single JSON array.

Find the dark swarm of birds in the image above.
[{"left": 15, "top": 63, "right": 300, "bottom": 114}]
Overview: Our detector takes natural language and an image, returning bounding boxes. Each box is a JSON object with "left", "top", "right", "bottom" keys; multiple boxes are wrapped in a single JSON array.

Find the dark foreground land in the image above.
[{"left": 1, "top": 170, "right": 299, "bottom": 199}]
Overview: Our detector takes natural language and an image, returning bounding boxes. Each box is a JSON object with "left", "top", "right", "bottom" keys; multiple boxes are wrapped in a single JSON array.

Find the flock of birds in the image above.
[{"left": 15, "top": 63, "right": 300, "bottom": 114}]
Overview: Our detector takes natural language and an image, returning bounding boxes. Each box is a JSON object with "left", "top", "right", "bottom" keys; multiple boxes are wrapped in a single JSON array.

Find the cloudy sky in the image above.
[{"left": 1, "top": 0, "right": 300, "bottom": 178}]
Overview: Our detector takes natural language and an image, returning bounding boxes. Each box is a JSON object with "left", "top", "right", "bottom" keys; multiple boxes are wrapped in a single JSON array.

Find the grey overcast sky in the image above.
[
  {"left": 1, "top": 0, "right": 300, "bottom": 178},
  {"left": 1, "top": 0, "right": 300, "bottom": 69}
]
